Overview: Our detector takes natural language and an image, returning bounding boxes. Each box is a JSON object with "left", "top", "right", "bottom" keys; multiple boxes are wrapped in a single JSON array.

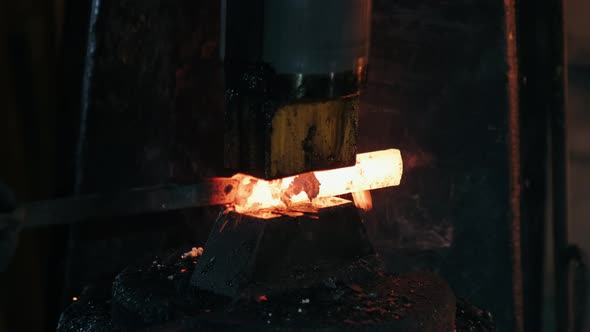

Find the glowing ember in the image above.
[
  {"left": 181, "top": 247, "right": 204, "bottom": 259},
  {"left": 352, "top": 190, "right": 373, "bottom": 211},
  {"left": 232, "top": 149, "right": 403, "bottom": 212}
]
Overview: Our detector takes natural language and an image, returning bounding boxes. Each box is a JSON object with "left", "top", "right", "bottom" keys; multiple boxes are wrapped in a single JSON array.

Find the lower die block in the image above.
[{"left": 190, "top": 199, "right": 373, "bottom": 298}]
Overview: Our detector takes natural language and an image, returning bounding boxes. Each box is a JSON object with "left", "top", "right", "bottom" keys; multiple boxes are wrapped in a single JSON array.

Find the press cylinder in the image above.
[{"left": 223, "top": 0, "right": 372, "bottom": 179}]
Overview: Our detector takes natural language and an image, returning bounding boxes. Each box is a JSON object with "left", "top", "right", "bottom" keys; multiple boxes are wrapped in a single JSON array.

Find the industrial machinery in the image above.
[
  {"left": 0, "top": 0, "right": 577, "bottom": 331},
  {"left": 223, "top": 0, "right": 371, "bottom": 179}
]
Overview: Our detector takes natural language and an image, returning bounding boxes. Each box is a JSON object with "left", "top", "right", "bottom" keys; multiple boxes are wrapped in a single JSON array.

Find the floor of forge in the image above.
[{"left": 56, "top": 247, "right": 494, "bottom": 332}]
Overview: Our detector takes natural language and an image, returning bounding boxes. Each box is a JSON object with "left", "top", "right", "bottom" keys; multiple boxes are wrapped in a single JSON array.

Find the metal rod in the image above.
[{"left": 8, "top": 178, "right": 238, "bottom": 228}]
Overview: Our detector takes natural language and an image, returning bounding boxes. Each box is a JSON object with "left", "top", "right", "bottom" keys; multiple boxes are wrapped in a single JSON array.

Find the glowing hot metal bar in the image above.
[
  {"left": 2, "top": 150, "right": 402, "bottom": 228},
  {"left": 231, "top": 149, "right": 403, "bottom": 212}
]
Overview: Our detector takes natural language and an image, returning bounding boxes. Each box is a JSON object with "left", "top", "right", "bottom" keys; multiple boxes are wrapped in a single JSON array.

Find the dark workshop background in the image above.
[
  {"left": 566, "top": 0, "right": 590, "bottom": 329},
  {"left": 0, "top": 0, "right": 590, "bottom": 331},
  {"left": 0, "top": 0, "right": 64, "bottom": 331}
]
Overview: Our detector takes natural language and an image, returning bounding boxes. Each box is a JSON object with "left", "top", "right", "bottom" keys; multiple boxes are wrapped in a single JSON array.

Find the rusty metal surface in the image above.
[
  {"left": 357, "top": 1, "right": 524, "bottom": 330},
  {"left": 64, "top": 0, "right": 224, "bottom": 298},
  {"left": 77, "top": 0, "right": 224, "bottom": 191}
]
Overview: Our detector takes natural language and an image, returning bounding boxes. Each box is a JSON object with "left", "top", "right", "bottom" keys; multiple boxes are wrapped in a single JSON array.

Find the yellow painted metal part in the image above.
[{"left": 269, "top": 96, "right": 358, "bottom": 178}]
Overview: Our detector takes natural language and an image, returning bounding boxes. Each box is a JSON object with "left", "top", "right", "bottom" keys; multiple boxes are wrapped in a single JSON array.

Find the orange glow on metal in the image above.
[
  {"left": 232, "top": 149, "right": 403, "bottom": 212},
  {"left": 352, "top": 190, "right": 373, "bottom": 211}
]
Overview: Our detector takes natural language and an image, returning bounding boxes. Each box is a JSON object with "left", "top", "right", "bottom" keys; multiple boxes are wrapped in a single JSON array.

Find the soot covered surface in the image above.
[
  {"left": 57, "top": 246, "right": 459, "bottom": 331},
  {"left": 56, "top": 205, "right": 495, "bottom": 331}
]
